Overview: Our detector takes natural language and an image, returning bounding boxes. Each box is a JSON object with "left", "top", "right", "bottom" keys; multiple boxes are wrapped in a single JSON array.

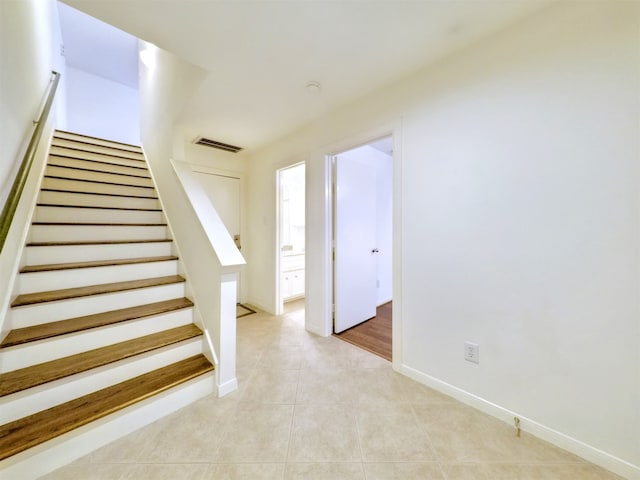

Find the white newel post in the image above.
[{"left": 217, "top": 271, "right": 239, "bottom": 397}]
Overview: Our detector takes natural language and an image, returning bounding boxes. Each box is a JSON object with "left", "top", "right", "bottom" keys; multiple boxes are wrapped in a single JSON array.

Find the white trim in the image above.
[
  {"left": 390, "top": 120, "right": 403, "bottom": 373},
  {"left": 400, "top": 364, "right": 640, "bottom": 480},
  {"left": 217, "top": 377, "right": 238, "bottom": 397}
]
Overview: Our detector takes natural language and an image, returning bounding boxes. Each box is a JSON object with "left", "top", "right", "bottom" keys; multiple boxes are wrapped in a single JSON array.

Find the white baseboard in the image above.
[
  {"left": 377, "top": 297, "right": 392, "bottom": 307},
  {"left": 400, "top": 364, "right": 639, "bottom": 480},
  {"left": 247, "top": 299, "right": 272, "bottom": 315},
  {"left": 217, "top": 376, "right": 238, "bottom": 397}
]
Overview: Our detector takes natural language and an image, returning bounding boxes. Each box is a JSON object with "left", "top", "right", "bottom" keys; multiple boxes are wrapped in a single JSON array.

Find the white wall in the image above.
[
  {"left": 65, "top": 66, "right": 140, "bottom": 145},
  {"left": 246, "top": 2, "right": 640, "bottom": 477},
  {"left": 183, "top": 141, "right": 247, "bottom": 174},
  {"left": 0, "top": 0, "right": 63, "bottom": 208},
  {"left": 0, "top": 0, "right": 65, "bottom": 340}
]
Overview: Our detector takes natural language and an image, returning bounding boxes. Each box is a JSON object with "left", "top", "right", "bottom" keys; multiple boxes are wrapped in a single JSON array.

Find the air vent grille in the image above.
[{"left": 194, "top": 137, "right": 242, "bottom": 153}]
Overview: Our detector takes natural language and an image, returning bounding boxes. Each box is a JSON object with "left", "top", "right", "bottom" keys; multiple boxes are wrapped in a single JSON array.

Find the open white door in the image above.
[{"left": 334, "top": 153, "right": 377, "bottom": 333}]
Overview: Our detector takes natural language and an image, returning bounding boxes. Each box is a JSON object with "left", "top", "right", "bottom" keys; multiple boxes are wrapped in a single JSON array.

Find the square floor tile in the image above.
[{"left": 287, "top": 404, "right": 361, "bottom": 462}]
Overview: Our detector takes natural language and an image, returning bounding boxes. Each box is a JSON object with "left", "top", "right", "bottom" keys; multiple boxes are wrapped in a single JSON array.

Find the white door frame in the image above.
[{"left": 317, "top": 123, "right": 403, "bottom": 371}]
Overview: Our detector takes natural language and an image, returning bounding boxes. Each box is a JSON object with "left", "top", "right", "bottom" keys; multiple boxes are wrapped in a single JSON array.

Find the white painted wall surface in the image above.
[
  {"left": 0, "top": 0, "right": 62, "bottom": 208},
  {"left": 65, "top": 66, "right": 140, "bottom": 145},
  {"left": 183, "top": 141, "right": 247, "bottom": 174},
  {"left": 246, "top": 2, "right": 640, "bottom": 476},
  {"left": 0, "top": 0, "right": 65, "bottom": 341}
]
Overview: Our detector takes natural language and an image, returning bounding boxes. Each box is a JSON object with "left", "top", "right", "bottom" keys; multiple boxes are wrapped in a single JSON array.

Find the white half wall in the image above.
[
  {"left": 65, "top": 66, "right": 140, "bottom": 145},
  {"left": 246, "top": 2, "right": 640, "bottom": 477},
  {"left": 139, "top": 43, "right": 242, "bottom": 395}
]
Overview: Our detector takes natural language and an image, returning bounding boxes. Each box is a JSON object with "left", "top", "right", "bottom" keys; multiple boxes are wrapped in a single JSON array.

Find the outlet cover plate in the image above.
[{"left": 464, "top": 341, "right": 479, "bottom": 364}]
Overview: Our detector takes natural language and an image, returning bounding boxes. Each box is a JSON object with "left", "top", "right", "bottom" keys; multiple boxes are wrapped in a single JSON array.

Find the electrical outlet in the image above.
[{"left": 464, "top": 342, "right": 479, "bottom": 364}]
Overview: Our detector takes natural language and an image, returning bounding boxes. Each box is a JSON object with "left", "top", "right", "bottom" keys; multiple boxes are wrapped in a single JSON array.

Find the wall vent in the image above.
[{"left": 194, "top": 137, "right": 243, "bottom": 153}]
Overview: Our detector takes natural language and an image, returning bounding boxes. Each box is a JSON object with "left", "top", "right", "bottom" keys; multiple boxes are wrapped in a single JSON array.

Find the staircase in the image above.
[{"left": 0, "top": 131, "right": 215, "bottom": 478}]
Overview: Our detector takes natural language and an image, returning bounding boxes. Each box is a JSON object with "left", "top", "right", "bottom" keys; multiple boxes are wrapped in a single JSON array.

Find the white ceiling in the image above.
[{"left": 59, "top": 0, "right": 550, "bottom": 153}]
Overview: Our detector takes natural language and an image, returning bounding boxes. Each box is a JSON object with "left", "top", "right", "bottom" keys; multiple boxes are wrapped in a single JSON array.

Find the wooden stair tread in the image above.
[
  {"left": 31, "top": 222, "right": 166, "bottom": 226},
  {"left": 54, "top": 130, "right": 142, "bottom": 149},
  {"left": 0, "top": 324, "right": 202, "bottom": 397},
  {"left": 44, "top": 174, "right": 155, "bottom": 189},
  {"left": 20, "top": 255, "right": 177, "bottom": 273},
  {"left": 49, "top": 144, "right": 145, "bottom": 162},
  {"left": 36, "top": 203, "right": 162, "bottom": 212},
  {"left": 26, "top": 238, "right": 171, "bottom": 247},
  {"left": 48, "top": 153, "right": 149, "bottom": 171},
  {"left": 11, "top": 275, "right": 185, "bottom": 307},
  {"left": 0, "top": 298, "right": 193, "bottom": 348},
  {"left": 40, "top": 188, "right": 158, "bottom": 200},
  {"left": 47, "top": 163, "right": 151, "bottom": 180},
  {"left": 0, "top": 354, "right": 213, "bottom": 460}
]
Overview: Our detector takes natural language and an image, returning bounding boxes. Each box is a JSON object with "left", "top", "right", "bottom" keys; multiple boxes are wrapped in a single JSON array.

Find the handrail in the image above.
[{"left": 0, "top": 71, "right": 60, "bottom": 254}]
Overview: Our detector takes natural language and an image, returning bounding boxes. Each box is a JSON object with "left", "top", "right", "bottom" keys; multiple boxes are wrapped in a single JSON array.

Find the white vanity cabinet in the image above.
[{"left": 281, "top": 254, "right": 305, "bottom": 301}]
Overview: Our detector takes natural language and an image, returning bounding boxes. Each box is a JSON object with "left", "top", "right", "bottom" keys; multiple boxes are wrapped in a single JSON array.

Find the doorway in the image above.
[
  {"left": 277, "top": 163, "right": 306, "bottom": 313},
  {"left": 332, "top": 136, "right": 393, "bottom": 357}
]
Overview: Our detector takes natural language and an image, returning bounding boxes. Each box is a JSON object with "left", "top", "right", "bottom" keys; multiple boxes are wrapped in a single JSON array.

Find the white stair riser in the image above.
[
  {"left": 1, "top": 309, "right": 194, "bottom": 373},
  {"left": 53, "top": 132, "right": 142, "bottom": 153},
  {"left": 18, "top": 260, "right": 179, "bottom": 294},
  {"left": 30, "top": 225, "right": 167, "bottom": 243},
  {"left": 45, "top": 165, "right": 154, "bottom": 188},
  {"left": 12, "top": 283, "right": 186, "bottom": 327},
  {"left": 42, "top": 177, "right": 155, "bottom": 197},
  {"left": 38, "top": 191, "right": 159, "bottom": 210},
  {"left": 1, "top": 339, "right": 202, "bottom": 424},
  {"left": 34, "top": 206, "right": 163, "bottom": 224},
  {"left": 24, "top": 242, "right": 173, "bottom": 265},
  {"left": 48, "top": 156, "right": 149, "bottom": 178},
  {"left": 0, "top": 373, "right": 214, "bottom": 480},
  {"left": 49, "top": 143, "right": 144, "bottom": 162}
]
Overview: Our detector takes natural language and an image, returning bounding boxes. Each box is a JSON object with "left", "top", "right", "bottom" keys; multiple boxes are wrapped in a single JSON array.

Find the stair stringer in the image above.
[{"left": 0, "top": 128, "right": 55, "bottom": 345}]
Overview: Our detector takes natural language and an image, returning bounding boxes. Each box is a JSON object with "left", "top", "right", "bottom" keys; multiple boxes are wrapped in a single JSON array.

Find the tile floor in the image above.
[{"left": 41, "top": 301, "right": 623, "bottom": 479}]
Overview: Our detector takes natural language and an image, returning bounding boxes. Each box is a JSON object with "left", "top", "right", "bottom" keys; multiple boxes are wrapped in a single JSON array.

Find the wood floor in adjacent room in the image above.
[{"left": 334, "top": 302, "right": 392, "bottom": 361}]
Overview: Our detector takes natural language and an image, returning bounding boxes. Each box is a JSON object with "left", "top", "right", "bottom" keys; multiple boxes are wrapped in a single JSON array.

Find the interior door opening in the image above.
[
  {"left": 277, "top": 163, "right": 306, "bottom": 314},
  {"left": 332, "top": 136, "right": 393, "bottom": 358}
]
